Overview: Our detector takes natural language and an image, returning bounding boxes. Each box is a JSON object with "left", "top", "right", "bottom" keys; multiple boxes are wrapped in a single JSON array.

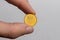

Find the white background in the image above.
[{"left": 0, "top": 0, "right": 60, "bottom": 40}]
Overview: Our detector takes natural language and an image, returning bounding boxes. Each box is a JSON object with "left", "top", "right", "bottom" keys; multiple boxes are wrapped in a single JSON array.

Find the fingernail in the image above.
[{"left": 26, "top": 27, "right": 33, "bottom": 33}]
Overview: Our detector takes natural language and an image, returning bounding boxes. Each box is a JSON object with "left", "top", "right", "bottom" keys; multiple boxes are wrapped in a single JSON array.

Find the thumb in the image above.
[
  {"left": 0, "top": 22, "right": 33, "bottom": 39},
  {"left": 9, "top": 23, "right": 34, "bottom": 39},
  {"left": 5, "top": 0, "right": 36, "bottom": 15}
]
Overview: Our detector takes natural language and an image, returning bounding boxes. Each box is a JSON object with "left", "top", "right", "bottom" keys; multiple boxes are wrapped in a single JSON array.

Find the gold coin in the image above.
[{"left": 24, "top": 14, "right": 37, "bottom": 26}]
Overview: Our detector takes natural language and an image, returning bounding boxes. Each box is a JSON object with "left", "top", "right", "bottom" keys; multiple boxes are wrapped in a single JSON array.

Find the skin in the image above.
[
  {"left": 0, "top": 0, "right": 36, "bottom": 39},
  {"left": 6, "top": 0, "right": 36, "bottom": 15}
]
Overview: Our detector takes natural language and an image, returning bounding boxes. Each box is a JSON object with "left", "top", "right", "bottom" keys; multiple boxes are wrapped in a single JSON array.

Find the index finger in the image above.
[{"left": 5, "top": 0, "right": 36, "bottom": 15}]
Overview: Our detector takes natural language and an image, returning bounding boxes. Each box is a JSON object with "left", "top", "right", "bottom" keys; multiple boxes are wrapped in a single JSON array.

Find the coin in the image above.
[{"left": 24, "top": 14, "right": 37, "bottom": 26}]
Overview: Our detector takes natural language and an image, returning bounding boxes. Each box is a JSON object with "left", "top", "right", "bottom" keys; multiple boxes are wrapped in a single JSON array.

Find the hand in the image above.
[{"left": 0, "top": 0, "right": 36, "bottom": 39}]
